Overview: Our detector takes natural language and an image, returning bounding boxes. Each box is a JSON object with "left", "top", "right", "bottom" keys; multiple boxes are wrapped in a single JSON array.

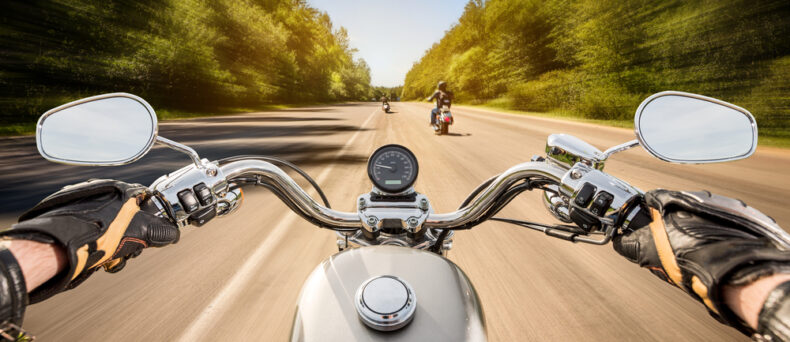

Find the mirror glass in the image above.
[
  {"left": 635, "top": 93, "right": 757, "bottom": 163},
  {"left": 38, "top": 95, "right": 157, "bottom": 165}
]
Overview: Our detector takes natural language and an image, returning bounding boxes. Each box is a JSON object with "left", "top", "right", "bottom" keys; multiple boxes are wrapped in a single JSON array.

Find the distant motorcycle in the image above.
[
  {"left": 382, "top": 102, "right": 390, "bottom": 113},
  {"left": 433, "top": 105, "right": 453, "bottom": 135},
  {"left": 32, "top": 91, "right": 786, "bottom": 341}
]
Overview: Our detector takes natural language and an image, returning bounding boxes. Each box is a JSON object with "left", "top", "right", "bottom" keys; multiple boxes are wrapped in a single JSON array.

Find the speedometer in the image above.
[{"left": 367, "top": 144, "right": 419, "bottom": 193}]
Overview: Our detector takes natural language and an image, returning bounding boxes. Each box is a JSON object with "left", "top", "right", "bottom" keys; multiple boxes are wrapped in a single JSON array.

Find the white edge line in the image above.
[{"left": 176, "top": 107, "right": 378, "bottom": 341}]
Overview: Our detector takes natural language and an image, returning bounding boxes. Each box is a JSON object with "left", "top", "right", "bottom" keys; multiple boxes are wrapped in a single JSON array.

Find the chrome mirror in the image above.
[
  {"left": 634, "top": 91, "right": 757, "bottom": 164},
  {"left": 36, "top": 93, "right": 158, "bottom": 166}
]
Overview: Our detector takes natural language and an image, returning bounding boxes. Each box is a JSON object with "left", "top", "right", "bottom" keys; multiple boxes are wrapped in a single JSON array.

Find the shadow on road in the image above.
[
  {"left": 330, "top": 103, "right": 368, "bottom": 107},
  {"left": 178, "top": 116, "right": 341, "bottom": 124},
  {"left": 159, "top": 124, "right": 369, "bottom": 144},
  {"left": 0, "top": 113, "right": 368, "bottom": 215}
]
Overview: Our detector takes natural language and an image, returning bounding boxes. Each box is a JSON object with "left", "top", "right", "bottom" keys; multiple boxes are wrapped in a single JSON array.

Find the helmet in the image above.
[{"left": 437, "top": 81, "right": 447, "bottom": 91}]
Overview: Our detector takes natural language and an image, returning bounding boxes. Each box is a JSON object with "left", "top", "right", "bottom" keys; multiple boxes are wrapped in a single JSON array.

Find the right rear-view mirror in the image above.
[{"left": 634, "top": 91, "right": 757, "bottom": 164}]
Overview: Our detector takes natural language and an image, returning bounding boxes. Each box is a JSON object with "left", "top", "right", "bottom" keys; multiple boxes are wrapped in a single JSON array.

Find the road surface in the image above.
[{"left": 2, "top": 101, "right": 788, "bottom": 341}]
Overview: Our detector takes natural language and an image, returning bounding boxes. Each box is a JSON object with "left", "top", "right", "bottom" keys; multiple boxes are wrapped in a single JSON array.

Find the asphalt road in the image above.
[{"left": 2, "top": 101, "right": 789, "bottom": 341}]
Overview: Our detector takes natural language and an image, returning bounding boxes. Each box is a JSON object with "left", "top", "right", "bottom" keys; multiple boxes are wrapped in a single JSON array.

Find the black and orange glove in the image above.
[
  {"left": 613, "top": 189, "right": 790, "bottom": 335},
  {"left": 0, "top": 179, "right": 179, "bottom": 303}
]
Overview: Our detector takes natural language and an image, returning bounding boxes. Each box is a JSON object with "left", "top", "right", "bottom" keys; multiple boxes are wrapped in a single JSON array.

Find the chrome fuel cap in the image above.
[{"left": 355, "top": 275, "right": 416, "bottom": 331}]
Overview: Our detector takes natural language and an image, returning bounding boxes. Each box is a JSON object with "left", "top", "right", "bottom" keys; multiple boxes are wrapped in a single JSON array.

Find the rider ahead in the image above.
[{"left": 426, "top": 81, "right": 453, "bottom": 127}]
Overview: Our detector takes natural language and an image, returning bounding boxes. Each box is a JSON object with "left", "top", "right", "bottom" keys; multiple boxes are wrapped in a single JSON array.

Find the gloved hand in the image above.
[
  {"left": 0, "top": 179, "right": 179, "bottom": 303},
  {"left": 613, "top": 189, "right": 790, "bottom": 334}
]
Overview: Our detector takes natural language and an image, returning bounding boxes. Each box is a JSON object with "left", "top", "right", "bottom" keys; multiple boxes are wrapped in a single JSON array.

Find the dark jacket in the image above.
[{"left": 427, "top": 90, "right": 453, "bottom": 109}]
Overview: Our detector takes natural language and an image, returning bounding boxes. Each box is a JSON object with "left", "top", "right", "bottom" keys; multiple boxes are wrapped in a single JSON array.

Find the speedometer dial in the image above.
[{"left": 367, "top": 145, "right": 419, "bottom": 193}]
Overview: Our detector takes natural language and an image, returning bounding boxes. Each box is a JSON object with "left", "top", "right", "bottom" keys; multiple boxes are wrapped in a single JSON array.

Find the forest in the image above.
[
  {"left": 0, "top": 0, "right": 372, "bottom": 132},
  {"left": 403, "top": 0, "right": 790, "bottom": 138}
]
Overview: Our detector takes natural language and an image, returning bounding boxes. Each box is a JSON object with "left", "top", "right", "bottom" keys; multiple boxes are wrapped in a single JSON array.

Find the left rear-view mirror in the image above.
[{"left": 36, "top": 93, "right": 158, "bottom": 166}]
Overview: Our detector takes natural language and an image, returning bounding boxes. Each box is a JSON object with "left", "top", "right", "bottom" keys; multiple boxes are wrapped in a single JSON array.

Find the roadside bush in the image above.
[
  {"left": 575, "top": 82, "right": 641, "bottom": 120},
  {"left": 740, "top": 57, "right": 790, "bottom": 136},
  {"left": 507, "top": 70, "right": 580, "bottom": 112}
]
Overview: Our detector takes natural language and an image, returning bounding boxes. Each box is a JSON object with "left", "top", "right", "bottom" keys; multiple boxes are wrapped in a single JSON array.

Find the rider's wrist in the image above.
[
  {"left": 0, "top": 242, "right": 28, "bottom": 325},
  {"left": 754, "top": 278, "right": 790, "bottom": 341},
  {"left": 4, "top": 239, "right": 66, "bottom": 292},
  {"left": 723, "top": 273, "right": 790, "bottom": 329}
]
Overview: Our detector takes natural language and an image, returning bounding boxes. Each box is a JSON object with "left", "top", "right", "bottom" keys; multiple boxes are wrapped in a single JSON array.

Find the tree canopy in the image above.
[
  {"left": 403, "top": 0, "right": 790, "bottom": 136},
  {"left": 0, "top": 0, "right": 373, "bottom": 125}
]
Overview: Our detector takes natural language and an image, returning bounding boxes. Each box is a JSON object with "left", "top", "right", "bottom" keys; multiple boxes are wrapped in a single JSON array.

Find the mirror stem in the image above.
[
  {"left": 601, "top": 139, "right": 639, "bottom": 160},
  {"left": 156, "top": 136, "right": 204, "bottom": 168}
]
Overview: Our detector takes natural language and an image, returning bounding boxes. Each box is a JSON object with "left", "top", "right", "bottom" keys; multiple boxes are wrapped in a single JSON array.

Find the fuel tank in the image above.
[{"left": 290, "top": 245, "right": 486, "bottom": 341}]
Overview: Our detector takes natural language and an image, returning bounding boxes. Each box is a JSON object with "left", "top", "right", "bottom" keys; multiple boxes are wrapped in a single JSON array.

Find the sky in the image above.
[{"left": 307, "top": 0, "right": 469, "bottom": 87}]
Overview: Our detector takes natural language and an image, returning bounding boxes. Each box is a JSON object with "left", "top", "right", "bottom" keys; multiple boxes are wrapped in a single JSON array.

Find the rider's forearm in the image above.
[
  {"left": 724, "top": 273, "right": 790, "bottom": 329},
  {"left": 6, "top": 239, "right": 66, "bottom": 292}
]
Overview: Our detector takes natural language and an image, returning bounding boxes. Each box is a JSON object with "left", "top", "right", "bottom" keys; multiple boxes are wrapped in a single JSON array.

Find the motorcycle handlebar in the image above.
[
  {"left": 219, "top": 159, "right": 362, "bottom": 229},
  {"left": 423, "top": 162, "right": 568, "bottom": 229},
  {"left": 219, "top": 159, "right": 569, "bottom": 231}
]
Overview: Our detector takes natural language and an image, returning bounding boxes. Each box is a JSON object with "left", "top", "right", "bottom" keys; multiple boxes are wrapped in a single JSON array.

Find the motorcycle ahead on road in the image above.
[
  {"left": 433, "top": 105, "right": 453, "bottom": 135},
  {"left": 33, "top": 91, "right": 790, "bottom": 341},
  {"left": 382, "top": 102, "right": 390, "bottom": 113}
]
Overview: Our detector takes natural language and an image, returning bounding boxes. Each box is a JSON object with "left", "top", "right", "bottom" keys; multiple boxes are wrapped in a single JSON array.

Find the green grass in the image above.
[
  {"left": 154, "top": 105, "right": 295, "bottom": 121},
  {"left": 0, "top": 123, "right": 36, "bottom": 136},
  {"left": 457, "top": 102, "right": 790, "bottom": 149},
  {"left": 758, "top": 135, "right": 790, "bottom": 149}
]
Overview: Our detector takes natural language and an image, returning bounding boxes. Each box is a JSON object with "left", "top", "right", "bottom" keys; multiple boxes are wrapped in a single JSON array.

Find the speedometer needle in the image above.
[{"left": 374, "top": 164, "right": 393, "bottom": 169}]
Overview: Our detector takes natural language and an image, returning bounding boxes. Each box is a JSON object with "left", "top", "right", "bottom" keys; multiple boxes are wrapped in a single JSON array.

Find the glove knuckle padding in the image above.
[
  {"left": 0, "top": 179, "right": 178, "bottom": 303},
  {"left": 624, "top": 189, "right": 790, "bottom": 334},
  {"left": 614, "top": 227, "right": 658, "bottom": 267},
  {"left": 612, "top": 235, "right": 640, "bottom": 263}
]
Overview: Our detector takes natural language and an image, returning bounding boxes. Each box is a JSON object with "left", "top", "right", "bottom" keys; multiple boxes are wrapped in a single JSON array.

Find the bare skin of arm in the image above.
[
  {"left": 724, "top": 273, "right": 790, "bottom": 329},
  {"left": 6, "top": 240, "right": 66, "bottom": 292}
]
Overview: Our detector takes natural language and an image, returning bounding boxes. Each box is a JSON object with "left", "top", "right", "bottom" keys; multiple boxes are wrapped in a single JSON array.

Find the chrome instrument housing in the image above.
[
  {"left": 559, "top": 163, "right": 643, "bottom": 227},
  {"left": 545, "top": 134, "right": 606, "bottom": 170},
  {"left": 338, "top": 228, "right": 453, "bottom": 254},
  {"left": 542, "top": 184, "right": 572, "bottom": 223},
  {"left": 357, "top": 190, "right": 432, "bottom": 234},
  {"left": 149, "top": 160, "right": 228, "bottom": 227}
]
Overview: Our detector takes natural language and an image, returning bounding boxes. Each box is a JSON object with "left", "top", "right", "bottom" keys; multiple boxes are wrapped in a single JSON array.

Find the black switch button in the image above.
[
  {"left": 574, "top": 182, "right": 597, "bottom": 207},
  {"left": 193, "top": 183, "right": 214, "bottom": 206},
  {"left": 189, "top": 206, "right": 217, "bottom": 227},
  {"left": 569, "top": 207, "right": 600, "bottom": 232},
  {"left": 590, "top": 191, "right": 614, "bottom": 217},
  {"left": 178, "top": 189, "right": 200, "bottom": 214}
]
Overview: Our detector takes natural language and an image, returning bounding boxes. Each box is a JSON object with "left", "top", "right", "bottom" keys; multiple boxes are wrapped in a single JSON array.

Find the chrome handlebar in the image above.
[
  {"left": 423, "top": 162, "right": 568, "bottom": 229},
  {"left": 218, "top": 158, "right": 569, "bottom": 230},
  {"left": 219, "top": 159, "right": 361, "bottom": 229},
  {"left": 152, "top": 153, "right": 638, "bottom": 235},
  {"left": 142, "top": 133, "right": 648, "bottom": 248}
]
